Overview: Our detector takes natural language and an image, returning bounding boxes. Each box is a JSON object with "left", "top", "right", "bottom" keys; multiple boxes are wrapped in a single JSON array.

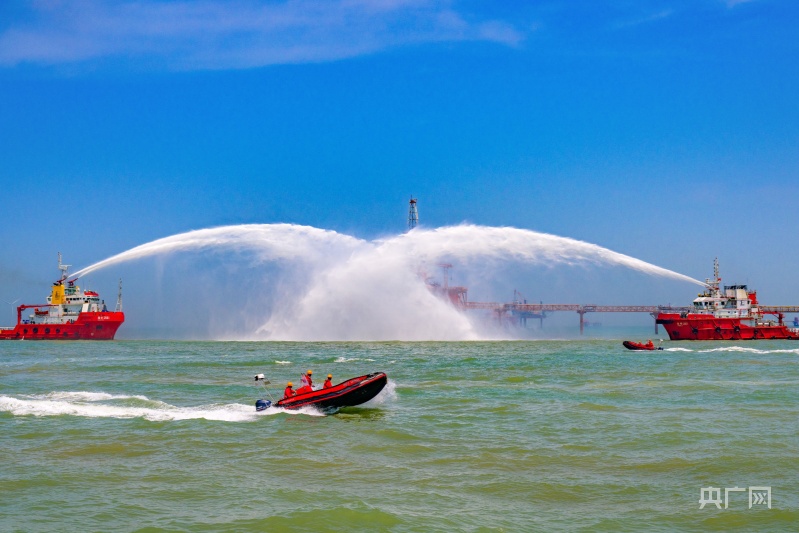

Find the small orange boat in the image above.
[{"left": 623, "top": 340, "right": 662, "bottom": 351}]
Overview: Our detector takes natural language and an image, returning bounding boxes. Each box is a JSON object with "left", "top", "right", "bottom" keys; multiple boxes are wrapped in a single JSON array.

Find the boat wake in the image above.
[
  {"left": 0, "top": 380, "right": 398, "bottom": 420},
  {"left": 664, "top": 346, "right": 799, "bottom": 355},
  {"left": 699, "top": 346, "right": 799, "bottom": 355},
  {"left": 0, "top": 392, "right": 324, "bottom": 421}
]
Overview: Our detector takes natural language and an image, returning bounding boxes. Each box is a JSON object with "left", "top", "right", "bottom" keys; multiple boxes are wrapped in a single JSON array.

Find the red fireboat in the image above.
[
  {"left": 0, "top": 254, "right": 124, "bottom": 340},
  {"left": 656, "top": 259, "right": 799, "bottom": 341}
]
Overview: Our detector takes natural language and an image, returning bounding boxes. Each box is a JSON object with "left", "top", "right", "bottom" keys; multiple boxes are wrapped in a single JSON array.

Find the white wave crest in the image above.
[
  {"left": 364, "top": 379, "right": 397, "bottom": 406},
  {"left": 0, "top": 393, "right": 325, "bottom": 421},
  {"left": 698, "top": 346, "right": 799, "bottom": 355},
  {"left": 41, "top": 391, "right": 150, "bottom": 402}
]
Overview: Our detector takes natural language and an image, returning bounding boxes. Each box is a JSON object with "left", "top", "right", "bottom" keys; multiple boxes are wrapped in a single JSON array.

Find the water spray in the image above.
[{"left": 70, "top": 223, "right": 705, "bottom": 340}]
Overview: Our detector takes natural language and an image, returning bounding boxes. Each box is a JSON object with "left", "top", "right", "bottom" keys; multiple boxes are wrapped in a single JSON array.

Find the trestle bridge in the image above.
[{"left": 461, "top": 302, "right": 799, "bottom": 334}]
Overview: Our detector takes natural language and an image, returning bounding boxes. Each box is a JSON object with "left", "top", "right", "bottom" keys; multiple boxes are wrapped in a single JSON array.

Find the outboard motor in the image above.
[{"left": 254, "top": 373, "right": 274, "bottom": 411}]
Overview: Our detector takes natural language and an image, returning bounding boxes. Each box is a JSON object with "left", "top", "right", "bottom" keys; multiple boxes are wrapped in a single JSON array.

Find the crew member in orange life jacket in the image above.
[
  {"left": 283, "top": 382, "right": 296, "bottom": 400},
  {"left": 323, "top": 374, "right": 333, "bottom": 389},
  {"left": 296, "top": 370, "right": 314, "bottom": 394}
]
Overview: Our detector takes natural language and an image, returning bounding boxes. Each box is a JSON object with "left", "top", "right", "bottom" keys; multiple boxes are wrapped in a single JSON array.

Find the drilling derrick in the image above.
[{"left": 408, "top": 197, "right": 418, "bottom": 230}]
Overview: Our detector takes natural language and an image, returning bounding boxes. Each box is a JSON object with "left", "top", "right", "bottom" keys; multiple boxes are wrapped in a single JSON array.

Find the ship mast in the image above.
[
  {"left": 703, "top": 257, "right": 721, "bottom": 296},
  {"left": 115, "top": 279, "right": 123, "bottom": 312},
  {"left": 57, "top": 252, "right": 71, "bottom": 283}
]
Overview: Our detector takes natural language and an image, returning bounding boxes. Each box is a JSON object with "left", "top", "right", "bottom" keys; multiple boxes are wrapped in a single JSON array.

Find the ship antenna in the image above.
[
  {"left": 115, "top": 278, "right": 123, "bottom": 312},
  {"left": 57, "top": 252, "right": 71, "bottom": 283}
]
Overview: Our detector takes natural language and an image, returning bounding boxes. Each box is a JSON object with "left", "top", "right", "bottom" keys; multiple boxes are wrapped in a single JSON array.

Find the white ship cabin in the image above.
[
  {"left": 28, "top": 282, "right": 108, "bottom": 324},
  {"left": 692, "top": 284, "right": 756, "bottom": 318}
]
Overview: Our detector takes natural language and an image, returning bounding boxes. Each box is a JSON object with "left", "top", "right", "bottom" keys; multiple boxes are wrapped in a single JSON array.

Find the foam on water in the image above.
[
  {"left": 663, "top": 346, "right": 799, "bottom": 354},
  {"left": 0, "top": 392, "right": 325, "bottom": 421},
  {"left": 43, "top": 391, "right": 150, "bottom": 402},
  {"left": 697, "top": 346, "right": 799, "bottom": 354},
  {"left": 367, "top": 379, "right": 397, "bottom": 406},
  {"left": 70, "top": 223, "right": 705, "bottom": 341}
]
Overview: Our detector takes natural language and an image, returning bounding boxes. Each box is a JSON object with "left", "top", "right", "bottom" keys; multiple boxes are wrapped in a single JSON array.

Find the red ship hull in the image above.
[
  {"left": 0, "top": 312, "right": 124, "bottom": 340},
  {"left": 656, "top": 313, "right": 799, "bottom": 341}
]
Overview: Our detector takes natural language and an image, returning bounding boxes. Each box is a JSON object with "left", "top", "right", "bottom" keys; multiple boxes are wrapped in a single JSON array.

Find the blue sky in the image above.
[{"left": 1, "top": 0, "right": 798, "bottom": 335}]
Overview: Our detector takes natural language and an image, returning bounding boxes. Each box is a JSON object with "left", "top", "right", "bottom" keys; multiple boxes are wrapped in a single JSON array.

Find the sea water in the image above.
[{"left": 1, "top": 336, "right": 797, "bottom": 532}]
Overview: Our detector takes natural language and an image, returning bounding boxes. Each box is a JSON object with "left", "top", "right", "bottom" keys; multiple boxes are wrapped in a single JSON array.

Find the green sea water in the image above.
[{"left": 1, "top": 337, "right": 797, "bottom": 532}]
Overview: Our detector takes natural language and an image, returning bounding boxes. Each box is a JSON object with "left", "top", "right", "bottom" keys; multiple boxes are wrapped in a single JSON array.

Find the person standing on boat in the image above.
[
  {"left": 283, "top": 382, "right": 296, "bottom": 400},
  {"left": 295, "top": 370, "right": 314, "bottom": 394},
  {"left": 323, "top": 374, "right": 333, "bottom": 389},
  {"left": 646, "top": 340, "right": 654, "bottom": 348}
]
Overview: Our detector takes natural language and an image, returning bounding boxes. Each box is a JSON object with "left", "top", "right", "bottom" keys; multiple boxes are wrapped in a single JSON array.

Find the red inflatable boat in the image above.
[
  {"left": 255, "top": 372, "right": 388, "bottom": 413},
  {"left": 623, "top": 340, "right": 663, "bottom": 351}
]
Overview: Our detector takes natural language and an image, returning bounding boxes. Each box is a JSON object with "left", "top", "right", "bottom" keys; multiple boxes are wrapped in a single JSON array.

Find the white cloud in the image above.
[{"left": 0, "top": 0, "right": 524, "bottom": 70}]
